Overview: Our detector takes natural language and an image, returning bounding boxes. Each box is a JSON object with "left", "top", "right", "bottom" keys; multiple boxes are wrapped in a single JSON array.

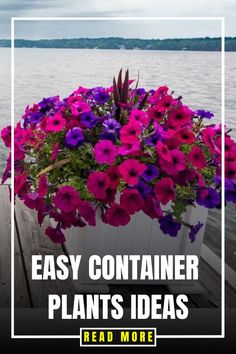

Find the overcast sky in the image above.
[{"left": 0, "top": 0, "right": 235, "bottom": 39}]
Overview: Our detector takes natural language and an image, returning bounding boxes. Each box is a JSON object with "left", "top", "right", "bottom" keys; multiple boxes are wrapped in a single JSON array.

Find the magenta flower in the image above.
[
  {"left": 156, "top": 95, "right": 174, "bottom": 112},
  {"left": 147, "top": 106, "right": 164, "bottom": 122},
  {"left": 71, "top": 101, "right": 90, "bottom": 116},
  {"left": 118, "top": 141, "right": 141, "bottom": 156},
  {"left": 50, "top": 142, "right": 60, "bottom": 161},
  {"left": 24, "top": 192, "right": 43, "bottom": 210},
  {"left": 156, "top": 141, "right": 172, "bottom": 162},
  {"left": 45, "top": 225, "right": 66, "bottom": 244},
  {"left": 160, "top": 149, "right": 186, "bottom": 176},
  {"left": 107, "top": 166, "right": 121, "bottom": 188},
  {"left": 176, "top": 128, "right": 195, "bottom": 145},
  {"left": 143, "top": 195, "right": 162, "bottom": 219},
  {"left": 94, "top": 140, "right": 118, "bottom": 165},
  {"left": 38, "top": 175, "right": 48, "bottom": 198},
  {"left": 78, "top": 200, "right": 96, "bottom": 226},
  {"left": 187, "top": 146, "right": 206, "bottom": 170},
  {"left": 14, "top": 174, "right": 28, "bottom": 195},
  {"left": 87, "top": 171, "right": 110, "bottom": 200},
  {"left": 120, "top": 189, "right": 144, "bottom": 215},
  {"left": 120, "top": 120, "right": 141, "bottom": 143},
  {"left": 155, "top": 177, "right": 176, "bottom": 205},
  {"left": 129, "top": 109, "right": 149, "bottom": 126},
  {"left": 54, "top": 186, "right": 80, "bottom": 212},
  {"left": 168, "top": 106, "right": 193, "bottom": 128},
  {"left": 1, "top": 126, "right": 11, "bottom": 147},
  {"left": 15, "top": 126, "right": 28, "bottom": 146},
  {"left": 45, "top": 113, "right": 66, "bottom": 132},
  {"left": 103, "top": 203, "right": 130, "bottom": 226},
  {"left": 119, "top": 159, "right": 146, "bottom": 186}
]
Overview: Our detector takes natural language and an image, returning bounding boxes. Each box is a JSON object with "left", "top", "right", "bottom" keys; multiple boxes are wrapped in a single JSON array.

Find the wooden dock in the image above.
[{"left": 0, "top": 185, "right": 235, "bottom": 308}]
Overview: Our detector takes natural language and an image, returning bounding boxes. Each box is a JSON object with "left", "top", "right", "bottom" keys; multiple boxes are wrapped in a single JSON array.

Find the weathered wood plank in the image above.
[
  {"left": 14, "top": 225, "right": 31, "bottom": 307},
  {"left": 0, "top": 186, "right": 11, "bottom": 307},
  {"left": 15, "top": 198, "right": 77, "bottom": 308},
  {"left": 199, "top": 257, "right": 236, "bottom": 308}
]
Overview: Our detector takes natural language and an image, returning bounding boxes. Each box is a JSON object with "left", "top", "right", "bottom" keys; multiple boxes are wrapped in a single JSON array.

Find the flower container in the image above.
[{"left": 55, "top": 204, "right": 208, "bottom": 293}]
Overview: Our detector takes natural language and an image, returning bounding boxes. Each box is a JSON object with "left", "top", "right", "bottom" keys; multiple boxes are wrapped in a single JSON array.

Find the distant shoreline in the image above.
[{"left": 0, "top": 37, "right": 236, "bottom": 51}]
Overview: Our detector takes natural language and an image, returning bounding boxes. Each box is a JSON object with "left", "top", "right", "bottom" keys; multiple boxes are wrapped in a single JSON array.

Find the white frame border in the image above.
[{"left": 11, "top": 16, "right": 225, "bottom": 340}]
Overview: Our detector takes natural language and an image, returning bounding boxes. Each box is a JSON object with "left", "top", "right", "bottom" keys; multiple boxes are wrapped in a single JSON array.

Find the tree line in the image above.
[{"left": 0, "top": 37, "right": 236, "bottom": 51}]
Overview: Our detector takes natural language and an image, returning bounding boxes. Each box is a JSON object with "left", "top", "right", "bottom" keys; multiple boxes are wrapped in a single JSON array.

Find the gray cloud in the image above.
[{"left": 0, "top": 0, "right": 235, "bottom": 39}]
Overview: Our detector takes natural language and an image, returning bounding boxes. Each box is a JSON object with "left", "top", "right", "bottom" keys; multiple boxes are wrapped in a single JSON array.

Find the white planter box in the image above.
[{"left": 59, "top": 204, "right": 208, "bottom": 293}]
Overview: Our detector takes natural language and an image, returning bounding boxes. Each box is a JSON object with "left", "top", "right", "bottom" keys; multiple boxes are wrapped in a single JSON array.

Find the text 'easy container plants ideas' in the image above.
[{"left": 2, "top": 70, "right": 236, "bottom": 288}]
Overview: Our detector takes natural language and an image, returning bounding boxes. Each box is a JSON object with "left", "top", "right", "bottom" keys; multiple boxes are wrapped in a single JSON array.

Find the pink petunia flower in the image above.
[
  {"left": 187, "top": 146, "right": 206, "bottom": 170},
  {"left": 160, "top": 149, "right": 186, "bottom": 176},
  {"left": 15, "top": 125, "right": 28, "bottom": 146},
  {"left": 45, "top": 225, "right": 65, "bottom": 244},
  {"left": 176, "top": 128, "right": 196, "bottom": 145},
  {"left": 78, "top": 200, "right": 96, "bottom": 226},
  {"left": 143, "top": 195, "right": 163, "bottom": 219},
  {"left": 168, "top": 106, "right": 193, "bottom": 128},
  {"left": 50, "top": 142, "right": 60, "bottom": 161},
  {"left": 38, "top": 175, "right": 48, "bottom": 198},
  {"left": 103, "top": 203, "right": 130, "bottom": 226},
  {"left": 94, "top": 140, "right": 118, "bottom": 165},
  {"left": 14, "top": 143, "right": 25, "bottom": 160},
  {"left": 118, "top": 141, "right": 141, "bottom": 156},
  {"left": 45, "top": 113, "right": 66, "bottom": 132},
  {"left": 107, "top": 166, "right": 121, "bottom": 188},
  {"left": 15, "top": 173, "right": 28, "bottom": 195},
  {"left": 156, "top": 141, "right": 172, "bottom": 162},
  {"left": 119, "top": 159, "right": 146, "bottom": 186},
  {"left": 120, "top": 189, "right": 144, "bottom": 215},
  {"left": 120, "top": 120, "right": 142, "bottom": 144},
  {"left": 201, "top": 127, "right": 217, "bottom": 153},
  {"left": 87, "top": 171, "right": 110, "bottom": 200},
  {"left": 24, "top": 192, "right": 44, "bottom": 210},
  {"left": 50, "top": 210, "right": 78, "bottom": 229},
  {"left": 147, "top": 106, "right": 164, "bottom": 122},
  {"left": 1, "top": 126, "right": 11, "bottom": 147},
  {"left": 129, "top": 109, "right": 150, "bottom": 126},
  {"left": 100, "top": 188, "right": 117, "bottom": 204},
  {"left": 156, "top": 95, "right": 175, "bottom": 112},
  {"left": 225, "top": 162, "right": 236, "bottom": 179},
  {"left": 70, "top": 101, "right": 90, "bottom": 116},
  {"left": 54, "top": 186, "right": 80, "bottom": 212},
  {"left": 155, "top": 177, "right": 176, "bottom": 205}
]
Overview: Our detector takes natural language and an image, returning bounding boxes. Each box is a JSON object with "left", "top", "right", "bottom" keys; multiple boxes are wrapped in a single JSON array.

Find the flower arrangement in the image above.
[{"left": 1, "top": 70, "right": 236, "bottom": 244}]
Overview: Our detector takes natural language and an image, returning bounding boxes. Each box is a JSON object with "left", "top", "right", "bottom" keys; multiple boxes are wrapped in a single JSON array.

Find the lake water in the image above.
[{"left": 0, "top": 48, "right": 235, "bottom": 270}]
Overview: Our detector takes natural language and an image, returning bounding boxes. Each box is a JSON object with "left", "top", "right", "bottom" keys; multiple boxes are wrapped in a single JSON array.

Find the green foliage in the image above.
[{"left": 1, "top": 37, "right": 236, "bottom": 51}]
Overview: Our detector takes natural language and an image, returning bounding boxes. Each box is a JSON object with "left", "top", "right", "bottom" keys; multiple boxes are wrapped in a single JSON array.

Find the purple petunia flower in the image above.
[
  {"left": 30, "top": 112, "right": 44, "bottom": 124},
  {"left": 225, "top": 179, "right": 236, "bottom": 203},
  {"left": 195, "top": 110, "right": 214, "bottom": 119},
  {"left": 188, "top": 222, "right": 204, "bottom": 242},
  {"left": 145, "top": 133, "right": 160, "bottom": 146},
  {"left": 159, "top": 214, "right": 182, "bottom": 237},
  {"left": 103, "top": 118, "right": 121, "bottom": 133},
  {"left": 136, "top": 88, "right": 146, "bottom": 95},
  {"left": 196, "top": 187, "right": 220, "bottom": 208},
  {"left": 135, "top": 180, "right": 153, "bottom": 199},
  {"left": 80, "top": 111, "right": 98, "bottom": 128},
  {"left": 145, "top": 125, "right": 164, "bottom": 146},
  {"left": 141, "top": 164, "right": 159, "bottom": 182},
  {"left": 92, "top": 87, "right": 110, "bottom": 105},
  {"left": 100, "top": 132, "right": 117, "bottom": 143},
  {"left": 65, "top": 127, "right": 84, "bottom": 148}
]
